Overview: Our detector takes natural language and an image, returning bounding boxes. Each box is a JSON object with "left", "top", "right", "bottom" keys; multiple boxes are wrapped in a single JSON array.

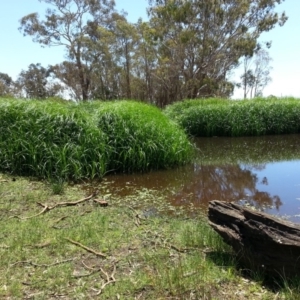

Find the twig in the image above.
[
  {"left": 24, "top": 292, "right": 44, "bottom": 299},
  {"left": 51, "top": 216, "right": 69, "bottom": 229},
  {"left": 52, "top": 216, "right": 69, "bottom": 225},
  {"left": 22, "top": 205, "right": 50, "bottom": 219},
  {"left": 72, "top": 261, "right": 100, "bottom": 278},
  {"left": 93, "top": 199, "right": 108, "bottom": 207},
  {"left": 92, "top": 263, "right": 117, "bottom": 295},
  {"left": 126, "top": 205, "right": 143, "bottom": 227},
  {"left": 19, "top": 194, "right": 96, "bottom": 220},
  {"left": 33, "top": 240, "right": 52, "bottom": 248},
  {"left": 65, "top": 238, "right": 107, "bottom": 258},
  {"left": 143, "top": 230, "right": 196, "bottom": 253},
  {"left": 0, "top": 180, "right": 8, "bottom": 183},
  {"left": 81, "top": 260, "right": 96, "bottom": 270},
  {"left": 81, "top": 260, "right": 118, "bottom": 293},
  {"left": 73, "top": 268, "right": 101, "bottom": 278},
  {"left": 169, "top": 244, "right": 193, "bottom": 253},
  {"left": 47, "top": 193, "right": 96, "bottom": 207},
  {"left": 11, "top": 258, "right": 74, "bottom": 268},
  {"left": 79, "top": 210, "right": 93, "bottom": 216}
]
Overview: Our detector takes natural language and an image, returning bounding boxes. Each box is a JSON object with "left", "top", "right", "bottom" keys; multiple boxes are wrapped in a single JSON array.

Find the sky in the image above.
[{"left": 0, "top": 0, "right": 299, "bottom": 99}]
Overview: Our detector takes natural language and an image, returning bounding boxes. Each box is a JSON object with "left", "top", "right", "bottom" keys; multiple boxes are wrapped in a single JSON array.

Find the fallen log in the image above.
[{"left": 208, "top": 200, "right": 300, "bottom": 279}]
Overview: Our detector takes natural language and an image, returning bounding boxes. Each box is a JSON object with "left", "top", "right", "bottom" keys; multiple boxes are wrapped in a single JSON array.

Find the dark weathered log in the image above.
[{"left": 208, "top": 200, "right": 300, "bottom": 279}]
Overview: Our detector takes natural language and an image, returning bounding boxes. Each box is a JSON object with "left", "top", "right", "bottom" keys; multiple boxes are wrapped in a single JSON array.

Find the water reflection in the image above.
[
  {"left": 194, "top": 134, "right": 300, "bottom": 164},
  {"left": 102, "top": 134, "right": 300, "bottom": 222},
  {"left": 170, "top": 163, "right": 283, "bottom": 211}
]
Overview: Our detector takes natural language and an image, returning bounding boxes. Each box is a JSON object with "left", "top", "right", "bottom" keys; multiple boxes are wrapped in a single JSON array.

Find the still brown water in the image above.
[{"left": 103, "top": 134, "right": 300, "bottom": 222}]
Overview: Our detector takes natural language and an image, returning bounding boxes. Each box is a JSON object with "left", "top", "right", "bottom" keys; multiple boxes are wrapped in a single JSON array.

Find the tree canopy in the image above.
[
  {"left": 15, "top": 0, "right": 288, "bottom": 104},
  {"left": 0, "top": 73, "right": 13, "bottom": 97},
  {"left": 14, "top": 63, "right": 61, "bottom": 99}
]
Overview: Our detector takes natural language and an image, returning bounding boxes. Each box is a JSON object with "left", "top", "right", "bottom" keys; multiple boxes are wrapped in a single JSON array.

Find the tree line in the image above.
[{"left": 0, "top": 0, "right": 287, "bottom": 106}]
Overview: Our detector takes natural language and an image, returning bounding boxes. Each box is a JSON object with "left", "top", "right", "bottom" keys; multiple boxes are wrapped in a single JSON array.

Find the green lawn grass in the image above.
[{"left": 1, "top": 173, "right": 294, "bottom": 299}]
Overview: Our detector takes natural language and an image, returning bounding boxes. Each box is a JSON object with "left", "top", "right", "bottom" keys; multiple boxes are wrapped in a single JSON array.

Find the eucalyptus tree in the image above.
[
  {"left": 16, "top": 63, "right": 61, "bottom": 99},
  {"left": 240, "top": 69, "right": 256, "bottom": 99},
  {"left": 251, "top": 48, "right": 273, "bottom": 98},
  {"left": 129, "top": 20, "right": 157, "bottom": 103},
  {"left": 240, "top": 47, "right": 272, "bottom": 99},
  {"left": 86, "top": 15, "right": 137, "bottom": 101},
  {"left": 49, "top": 23, "right": 120, "bottom": 100},
  {"left": 19, "top": 0, "right": 117, "bottom": 101},
  {"left": 0, "top": 72, "right": 13, "bottom": 97},
  {"left": 48, "top": 61, "right": 82, "bottom": 99},
  {"left": 111, "top": 14, "right": 139, "bottom": 99},
  {"left": 82, "top": 13, "right": 139, "bottom": 100},
  {"left": 147, "top": 0, "right": 287, "bottom": 105}
]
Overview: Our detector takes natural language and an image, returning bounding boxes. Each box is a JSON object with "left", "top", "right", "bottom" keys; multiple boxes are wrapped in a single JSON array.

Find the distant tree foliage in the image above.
[
  {"left": 240, "top": 48, "right": 273, "bottom": 99},
  {"left": 146, "top": 0, "right": 286, "bottom": 105},
  {"left": 17, "top": 0, "right": 287, "bottom": 105},
  {"left": 0, "top": 72, "right": 13, "bottom": 97},
  {"left": 16, "top": 63, "right": 62, "bottom": 99},
  {"left": 19, "top": 0, "right": 118, "bottom": 101}
]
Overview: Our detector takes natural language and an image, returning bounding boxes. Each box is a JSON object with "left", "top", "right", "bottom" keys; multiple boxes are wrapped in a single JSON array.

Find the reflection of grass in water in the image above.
[{"left": 193, "top": 134, "right": 300, "bottom": 165}]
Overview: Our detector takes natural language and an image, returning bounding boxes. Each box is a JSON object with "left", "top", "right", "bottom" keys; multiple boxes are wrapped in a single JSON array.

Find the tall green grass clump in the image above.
[
  {"left": 82, "top": 100, "right": 193, "bottom": 173},
  {"left": 0, "top": 99, "right": 193, "bottom": 180},
  {"left": 0, "top": 99, "right": 107, "bottom": 180},
  {"left": 165, "top": 97, "right": 300, "bottom": 137}
]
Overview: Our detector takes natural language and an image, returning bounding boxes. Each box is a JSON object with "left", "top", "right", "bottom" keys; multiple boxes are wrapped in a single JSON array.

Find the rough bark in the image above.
[{"left": 208, "top": 200, "right": 300, "bottom": 279}]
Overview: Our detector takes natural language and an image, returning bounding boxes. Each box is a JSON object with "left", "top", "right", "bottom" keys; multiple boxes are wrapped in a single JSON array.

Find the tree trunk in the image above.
[
  {"left": 208, "top": 200, "right": 300, "bottom": 279},
  {"left": 74, "top": 47, "right": 89, "bottom": 101},
  {"left": 124, "top": 42, "right": 132, "bottom": 99}
]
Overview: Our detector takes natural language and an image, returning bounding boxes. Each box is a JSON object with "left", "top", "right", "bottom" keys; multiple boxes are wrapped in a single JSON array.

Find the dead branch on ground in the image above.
[
  {"left": 11, "top": 258, "right": 74, "bottom": 268},
  {"left": 65, "top": 238, "right": 107, "bottom": 258},
  {"left": 92, "top": 263, "right": 117, "bottom": 295},
  {"left": 12, "top": 193, "right": 96, "bottom": 220}
]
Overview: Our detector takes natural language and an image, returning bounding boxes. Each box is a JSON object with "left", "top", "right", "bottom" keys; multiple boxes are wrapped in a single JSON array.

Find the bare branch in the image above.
[
  {"left": 11, "top": 258, "right": 74, "bottom": 268},
  {"left": 65, "top": 238, "right": 107, "bottom": 258}
]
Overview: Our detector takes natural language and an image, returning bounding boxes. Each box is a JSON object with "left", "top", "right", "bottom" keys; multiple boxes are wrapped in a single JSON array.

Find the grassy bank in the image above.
[
  {"left": 164, "top": 97, "right": 300, "bottom": 137},
  {"left": 1, "top": 173, "right": 297, "bottom": 299},
  {"left": 0, "top": 99, "right": 192, "bottom": 180}
]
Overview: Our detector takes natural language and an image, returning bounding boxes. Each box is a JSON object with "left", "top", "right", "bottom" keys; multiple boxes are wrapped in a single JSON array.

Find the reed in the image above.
[
  {"left": 0, "top": 99, "right": 193, "bottom": 180},
  {"left": 82, "top": 100, "right": 193, "bottom": 173},
  {"left": 165, "top": 97, "right": 300, "bottom": 137},
  {"left": 0, "top": 99, "right": 107, "bottom": 180}
]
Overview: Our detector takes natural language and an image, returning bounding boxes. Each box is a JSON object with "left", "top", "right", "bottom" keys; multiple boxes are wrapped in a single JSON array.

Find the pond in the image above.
[{"left": 102, "top": 134, "right": 300, "bottom": 223}]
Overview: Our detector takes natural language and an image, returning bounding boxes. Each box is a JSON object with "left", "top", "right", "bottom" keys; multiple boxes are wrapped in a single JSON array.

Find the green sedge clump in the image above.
[
  {"left": 164, "top": 97, "right": 300, "bottom": 137},
  {"left": 0, "top": 99, "right": 107, "bottom": 180},
  {"left": 82, "top": 100, "right": 193, "bottom": 173},
  {"left": 0, "top": 99, "right": 193, "bottom": 180}
]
